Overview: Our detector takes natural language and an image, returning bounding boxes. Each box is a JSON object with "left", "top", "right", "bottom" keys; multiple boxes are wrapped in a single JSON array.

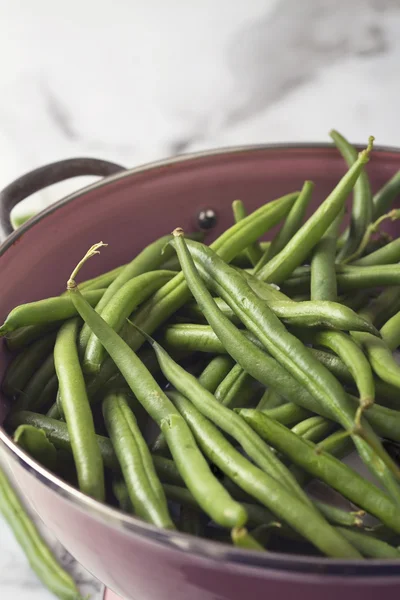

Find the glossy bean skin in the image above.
[
  {"left": 140, "top": 329, "right": 310, "bottom": 505},
  {"left": 0, "top": 289, "right": 104, "bottom": 335},
  {"left": 291, "top": 416, "right": 335, "bottom": 443},
  {"left": 336, "top": 528, "right": 400, "bottom": 559},
  {"left": 2, "top": 333, "right": 57, "bottom": 399},
  {"left": 5, "top": 323, "right": 59, "bottom": 352},
  {"left": 240, "top": 409, "right": 400, "bottom": 534},
  {"left": 87, "top": 192, "right": 297, "bottom": 396},
  {"left": 232, "top": 200, "right": 263, "bottom": 266},
  {"left": 254, "top": 180, "right": 314, "bottom": 273},
  {"left": 257, "top": 141, "right": 372, "bottom": 283},
  {"left": 309, "top": 330, "right": 375, "bottom": 408},
  {"left": 171, "top": 235, "right": 400, "bottom": 495},
  {"left": 197, "top": 355, "right": 234, "bottom": 393},
  {"left": 13, "top": 353, "right": 56, "bottom": 412},
  {"left": 284, "top": 264, "right": 400, "bottom": 295},
  {"left": 214, "top": 364, "right": 257, "bottom": 408},
  {"left": 330, "top": 130, "right": 373, "bottom": 261},
  {"left": 381, "top": 309, "right": 400, "bottom": 351},
  {"left": 79, "top": 233, "right": 179, "bottom": 352},
  {"left": 312, "top": 501, "right": 363, "bottom": 528},
  {"left": 83, "top": 270, "right": 175, "bottom": 374},
  {"left": 0, "top": 466, "right": 84, "bottom": 599},
  {"left": 231, "top": 528, "right": 265, "bottom": 551},
  {"left": 54, "top": 318, "right": 105, "bottom": 501},
  {"left": 261, "top": 403, "right": 311, "bottom": 427},
  {"left": 168, "top": 390, "right": 361, "bottom": 558},
  {"left": 311, "top": 212, "right": 342, "bottom": 301},
  {"left": 256, "top": 388, "right": 285, "bottom": 410},
  {"left": 351, "top": 237, "right": 400, "bottom": 267},
  {"left": 103, "top": 392, "right": 174, "bottom": 528},
  {"left": 67, "top": 267, "right": 246, "bottom": 528},
  {"left": 372, "top": 169, "right": 400, "bottom": 220},
  {"left": 13, "top": 425, "right": 57, "bottom": 470}
]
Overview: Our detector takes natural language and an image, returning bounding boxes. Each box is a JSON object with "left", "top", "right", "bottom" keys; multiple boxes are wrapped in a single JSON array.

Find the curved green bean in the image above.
[{"left": 232, "top": 200, "right": 263, "bottom": 266}]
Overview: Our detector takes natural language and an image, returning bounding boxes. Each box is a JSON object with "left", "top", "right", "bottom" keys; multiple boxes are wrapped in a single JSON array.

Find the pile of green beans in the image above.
[{"left": 3, "top": 134, "right": 400, "bottom": 598}]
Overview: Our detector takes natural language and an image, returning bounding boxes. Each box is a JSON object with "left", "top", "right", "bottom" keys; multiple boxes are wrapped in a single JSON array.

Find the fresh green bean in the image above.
[
  {"left": 160, "top": 323, "right": 262, "bottom": 355},
  {"left": 359, "top": 286, "right": 400, "bottom": 329},
  {"left": 6, "top": 323, "right": 59, "bottom": 352},
  {"left": 84, "top": 270, "right": 175, "bottom": 374},
  {"left": 232, "top": 200, "right": 263, "bottom": 266},
  {"left": 54, "top": 318, "right": 105, "bottom": 501},
  {"left": 310, "top": 330, "right": 375, "bottom": 411},
  {"left": 103, "top": 391, "right": 174, "bottom": 528},
  {"left": 0, "top": 290, "right": 104, "bottom": 335},
  {"left": 291, "top": 416, "right": 335, "bottom": 443},
  {"left": 214, "top": 364, "right": 257, "bottom": 408},
  {"left": 257, "top": 139, "right": 373, "bottom": 283},
  {"left": 168, "top": 390, "right": 361, "bottom": 558},
  {"left": 231, "top": 527, "right": 266, "bottom": 551},
  {"left": 284, "top": 264, "right": 400, "bottom": 295},
  {"left": 197, "top": 355, "right": 234, "bottom": 393},
  {"left": 381, "top": 309, "right": 400, "bottom": 351},
  {"left": 12, "top": 353, "right": 56, "bottom": 412},
  {"left": 330, "top": 130, "right": 373, "bottom": 261},
  {"left": 2, "top": 333, "right": 56, "bottom": 399},
  {"left": 113, "top": 479, "right": 133, "bottom": 513},
  {"left": 79, "top": 264, "right": 125, "bottom": 291},
  {"left": 136, "top": 326, "right": 312, "bottom": 506},
  {"left": 87, "top": 192, "right": 297, "bottom": 396},
  {"left": 310, "top": 212, "right": 342, "bottom": 301},
  {"left": 372, "top": 169, "right": 400, "bottom": 220},
  {"left": 313, "top": 502, "right": 364, "bottom": 528},
  {"left": 336, "top": 527, "right": 400, "bottom": 559},
  {"left": 79, "top": 234, "right": 178, "bottom": 353},
  {"left": 0, "top": 466, "right": 84, "bottom": 599},
  {"left": 14, "top": 425, "right": 57, "bottom": 470},
  {"left": 240, "top": 409, "right": 400, "bottom": 533},
  {"left": 67, "top": 249, "right": 246, "bottom": 528},
  {"left": 351, "top": 238, "right": 400, "bottom": 267},
  {"left": 261, "top": 403, "right": 311, "bottom": 426},
  {"left": 254, "top": 180, "right": 314, "bottom": 273},
  {"left": 256, "top": 388, "right": 285, "bottom": 410}
]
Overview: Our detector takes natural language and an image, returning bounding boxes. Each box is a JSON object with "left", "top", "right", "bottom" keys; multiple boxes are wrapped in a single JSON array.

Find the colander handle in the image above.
[{"left": 0, "top": 157, "right": 125, "bottom": 241}]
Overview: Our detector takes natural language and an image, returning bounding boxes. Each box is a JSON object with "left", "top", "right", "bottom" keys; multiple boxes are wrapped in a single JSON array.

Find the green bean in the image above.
[
  {"left": 11, "top": 353, "right": 55, "bottom": 413},
  {"left": 197, "top": 355, "right": 234, "bottom": 393},
  {"left": 352, "top": 331, "right": 400, "bottom": 390},
  {"left": 113, "top": 479, "right": 133, "bottom": 513},
  {"left": 36, "top": 375, "right": 59, "bottom": 414},
  {"left": 351, "top": 238, "right": 400, "bottom": 267},
  {"left": 381, "top": 309, "right": 400, "bottom": 351},
  {"left": 6, "top": 323, "right": 59, "bottom": 352},
  {"left": 256, "top": 388, "right": 285, "bottom": 410},
  {"left": 54, "top": 318, "right": 105, "bottom": 501},
  {"left": 310, "top": 330, "right": 375, "bottom": 412},
  {"left": 232, "top": 200, "right": 263, "bottom": 266},
  {"left": 0, "top": 289, "right": 104, "bottom": 335},
  {"left": 79, "top": 233, "right": 178, "bottom": 353},
  {"left": 79, "top": 264, "right": 125, "bottom": 291},
  {"left": 160, "top": 323, "right": 262, "bottom": 355},
  {"left": 254, "top": 180, "right": 314, "bottom": 273},
  {"left": 310, "top": 212, "right": 342, "bottom": 301},
  {"left": 14, "top": 424, "right": 57, "bottom": 470},
  {"left": 46, "top": 400, "right": 62, "bottom": 420},
  {"left": 103, "top": 391, "right": 174, "bottom": 528},
  {"left": 2, "top": 333, "right": 57, "bottom": 399},
  {"left": 240, "top": 409, "right": 400, "bottom": 533},
  {"left": 348, "top": 398, "right": 400, "bottom": 443},
  {"left": 178, "top": 236, "right": 385, "bottom": 462},
  {"left": 330, "top": 130, "right": 373, "bottom": 261},
  {"left": 336, "top": 528, "right": 400, "bottom": 559},
  {"left": 84, "top": 270, "right": 175, "bottom": 374},
  {"left": 261, "top": 403, "right": 311, "bottom": 426},
  {"left": 291, "top": 416, "right": 335, "bottom": 443},
  {"left": 168, "top": 390, "right": 361, "bottom": 558},
  {"left": 214, "top": 364, "right": 257, "bottom": 408},
  {"left": 359, "top": 286, "right": 400, "bottom": 329},
  {"left": 284, "top": 264, "right": 400, "bottom": 295},
  {"left": 137, "top": 326, "right": 312, "bottom": 506},
  {"left": 342, "top": 209, "right": 400, "bottom": 265},
  {"left": 172, "top": 234, "right": 400, "bottom": 491},
  {"left": 231, "top": 527, "right": 266, "bottom": 551},
  {"left": 87, "top": 192, "right": 298, "bottom": 396},
  {"left": 313, "top": 502, "right": 364, "bottom": 528},
  {"left": 257, "top": 139, "right": 373, "bottom": 283},
  {"left": 0, "top": 466, "right": 84, "bottom": 599},
  {"left": 182, "top": 297, "right": 241, "bottom": 325},
  {"left": 372, "top": 169, "right": 400, "bottom": 220},
  {"left": 67, "top": 250, "right": 246, "bottom": 528}
]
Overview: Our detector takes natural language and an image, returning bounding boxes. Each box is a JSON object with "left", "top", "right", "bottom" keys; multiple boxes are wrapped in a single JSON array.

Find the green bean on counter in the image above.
[{"left": 3, "top": 132, "right": 400, "bottom": 583}]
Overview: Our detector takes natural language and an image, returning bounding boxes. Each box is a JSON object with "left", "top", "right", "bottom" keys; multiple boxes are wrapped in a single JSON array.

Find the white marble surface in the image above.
[{"left": 1, "top": 0, "right": 400, "bottom": 597}]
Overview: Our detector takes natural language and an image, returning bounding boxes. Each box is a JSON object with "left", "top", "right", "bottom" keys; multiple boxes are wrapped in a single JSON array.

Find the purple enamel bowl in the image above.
[{"left": 1, "top": 146, "right": 400, "bottom": 600}]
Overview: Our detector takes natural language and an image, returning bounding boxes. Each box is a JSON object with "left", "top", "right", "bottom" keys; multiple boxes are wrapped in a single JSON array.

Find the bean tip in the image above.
[{"left": 172, "top": 228, "right": 184, "bottom": 237}]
